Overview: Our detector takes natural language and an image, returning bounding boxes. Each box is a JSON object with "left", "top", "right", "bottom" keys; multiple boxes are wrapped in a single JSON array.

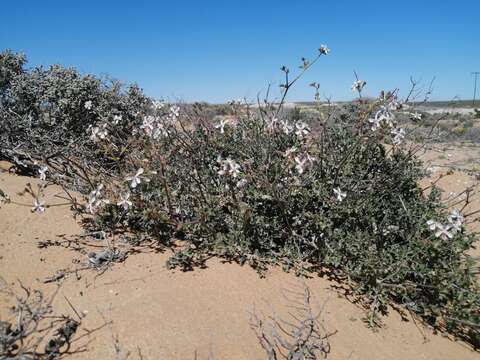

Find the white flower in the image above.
[
  {"left": 125, "top": 168, "right": 146, "bottom": 188},
  {"left": 351, "top": 80, "right": 366, "bottom": 93},
  {"left": 38, "top": 166, "right": 48, "bottom": 181},
  {"left": 426, "top": 220, "right": 439, "bottom": 231},
  {"left": 113, "top": 115, "right": 122, "bottom": 125},
  {"left": 427, "top": 218, "right": 456, "bottom": 240},
  {"left": 368, "top": 116, "right": 381, "bottom": 131},
  {"left": 86, "top": 197, "right": 109, "bottom": 214},
  {"left": 217, "top": 157, "right": 241, "bottom": 178},
  {"left": 295, "top": 121, "right": 310, "bottom": 138},
  {"left": 152, "top": 123, "right": 169, "bottom": 139},
  {"left": 267, "top": 117, "right": 279, "bottom": 131},
  {"left": 86, "top": 198, "right": 97, "bottom": 214},
  {"left": 368, "top": 107, "right": 394, "bottom": 131},
  {"left": 284, "top": 147, "right": 297, "bottom": 158},
  {"left": 141, "top": 116, "right": 156, "bottom": 137},
  {"left": 117, "top": 192, "right": 133, "bottom": 211},
  {"left": 236, "top": 178, "right": 248, "bottom": 188},
  {"left": 84, "top": 100, "right": 93, "bottom": 110},
  {"left": 448, "top": 208, "right": 464, "bottom": 232},
  {"left": 215, "top": 119, "right": 228, "bottom": 134},
  {"left": 410, "top": 112, "right": 422, "bottom": 121},
  {"left": 282, "top": 120, "right": 294, "bottom": 135},
  {"left": 294, "top": 156, "right": 308, "bottom": 174},
  {"left": 227, "top": 160, "right": 241, "bottom": 178},
  {"left": 92, "top": 183, "right": 104, "bottom": 198},
  {"left": 305, "top": 153, "right": 316, "bottom": 164},
  {"left": 333, "top": 187, "right": 347, "bottom": 202},
  {"left": 87, "top": 183, "right": 104, "bottom": 209},
  {"left": 169, "top": 105, "right": 180, "bottom": 119},
  {"left": 153, "top": 100, "right": 165, "bottom": 110},
  {"left": 391, "top": 127, "right": 405, "bottom": 145},
  {"left": 86, "top": 198, "right": 102, "bottom": 214},
  {"left": 98, "top": 124, "right": 108, "bottom": 139},
  {"left": 31, "top": 199, "right": 46, "bottom": 213},
  {"left": 90, "top": 126, "right": 100, "bottom": 141},
  {"left": 90, "top": 124, "right": 108, "bottom": 142},
  {"left": 435, "top": 224, "right": 454, "bottom": 240},
  {"left": 141, "top": 116, "right": 168, "bottom": 139},
  {"left": 319, "top": 45, "right": 330, "bottom": 55},
  {"left": 86, "top": 184, "right": 105, "bottom": 214},
  {"left": 293, "top": 153, "right": 315, "bottom": 174}
]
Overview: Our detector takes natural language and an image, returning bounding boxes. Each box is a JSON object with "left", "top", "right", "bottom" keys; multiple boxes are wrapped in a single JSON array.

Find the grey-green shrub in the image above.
[
  {"left": 89, "top": 100, "right": 479, "bottom": 347},
  {"left": 1, "top": 49, "right": 479, "bottom": 348},
  {"left": 0, "top": 50, "right": 149, "bottom": 177}
]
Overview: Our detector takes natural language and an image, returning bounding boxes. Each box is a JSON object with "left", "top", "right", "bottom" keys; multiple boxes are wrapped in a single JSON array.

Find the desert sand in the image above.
[{"left": 1, "top": 156, "right": 479, "bottom": 359}]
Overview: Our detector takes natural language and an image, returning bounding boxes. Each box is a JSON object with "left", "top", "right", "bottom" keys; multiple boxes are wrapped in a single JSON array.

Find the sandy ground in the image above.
[
  {"left": 1, "top": 158, "right": 479, "bottom": 359},
  {"left": 418, "top": 143, "right": 480, "bottom": 237}
]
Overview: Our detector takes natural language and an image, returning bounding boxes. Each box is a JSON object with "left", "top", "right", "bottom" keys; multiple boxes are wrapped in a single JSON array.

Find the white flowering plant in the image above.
[{"left": 1, "top": 47, "right": 479, "bottom": 348}]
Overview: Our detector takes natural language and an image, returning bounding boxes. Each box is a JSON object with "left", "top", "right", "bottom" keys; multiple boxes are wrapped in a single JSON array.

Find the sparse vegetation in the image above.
[
  {"left": 0, "top": 278, "right": 83, "bottom": 359},
  {"left": 250, "top": 282, "right": 333, "bottom": 359}
]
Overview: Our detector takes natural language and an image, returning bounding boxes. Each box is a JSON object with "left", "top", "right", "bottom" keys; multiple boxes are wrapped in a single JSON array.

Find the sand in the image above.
[{"left": 1, "top": 165, "right": 479, "bottom": 359}]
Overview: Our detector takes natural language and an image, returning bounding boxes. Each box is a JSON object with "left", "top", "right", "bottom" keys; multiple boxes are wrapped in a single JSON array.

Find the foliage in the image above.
[
  {"left": 1, "top": 48, "right": 479, "bottom": 349},
  {"left": 0, "top": 49, "right": 149, "bottom": 180},
  {"left": 0, "top": 278, "right": 82, "bottom": 359},
  {"left": 250, "top": 282, "right": 332, "bottom": 359},
  {"left": 88, "top": 95, "right": 479, "bottom": 347}
]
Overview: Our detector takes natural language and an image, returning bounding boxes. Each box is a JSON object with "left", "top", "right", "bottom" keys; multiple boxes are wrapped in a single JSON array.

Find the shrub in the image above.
[
  {"left": 87, "top": 92, "right": 479, "bottom": 346},
  {"left": 0, "top": 49, "right": 150, "bottom": 179},
  {"left": 0, "top": 278, "right": 83, "bottom": 359},
  {"left": 1, "top": 48, "right": 479, "bottom": 348},
  {"left": 474, "top": 108, "right": 480, "bottom": 119}
]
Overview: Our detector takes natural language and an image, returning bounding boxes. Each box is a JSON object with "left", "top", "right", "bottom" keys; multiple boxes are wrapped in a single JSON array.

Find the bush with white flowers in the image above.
[{"left": 1, "top": 47, "right": 479, "bottom": 348}]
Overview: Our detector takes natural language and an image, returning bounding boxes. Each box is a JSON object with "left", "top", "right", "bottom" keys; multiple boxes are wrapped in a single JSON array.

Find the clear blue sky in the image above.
[{"left": 1, "top": 0, "right": 479, "bottom": 103}]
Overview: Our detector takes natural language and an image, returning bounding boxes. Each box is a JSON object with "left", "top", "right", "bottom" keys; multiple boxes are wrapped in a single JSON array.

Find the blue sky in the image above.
[{"left": 1, "top": 1, "right": 479, "bottom": 103}]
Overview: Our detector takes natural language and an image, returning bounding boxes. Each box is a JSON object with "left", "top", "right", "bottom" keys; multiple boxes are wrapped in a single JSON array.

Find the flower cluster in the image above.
[
  {"left": 426, "top": 209, "right": 464, "bottom": 240},
  {"left": 84, "top": 100, "right": 93, "bottom": 110},
  {"left": 140, "top": 115, "right": 168, "bottom": 139},
  {"left": 391, "top": 127, "right": 405, "bottom": 145},
  {"left": 86, "top": 184, "right": 109, "bottom": 214},
  {"left": 264, "top": 117, "right": 310, "bottom": 139},
  {"left": 217, "top": 157, "right": 241, "bottom": 179},
  {"left": 89, "top": 123, "right": 108, "bottom": 142},
  {"left": 366, "top": 92, "right": 407, "bottom": 145},
  {"left": 294, "top": 121, "right": 310, "bottom": 138},
  {"left": 368, "top": 105, "right": 395, "bottom": 131}
]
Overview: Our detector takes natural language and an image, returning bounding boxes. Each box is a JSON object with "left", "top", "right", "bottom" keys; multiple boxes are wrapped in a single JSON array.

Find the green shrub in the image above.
[
  {"left": 1, "top": 48, "right": 479, "bottom": 348},
  {"left": 88, "top": 98, "right": 479, "bottom": 346},
  {"left": 0, "top": 49, "right": 150, "bottom": 178}
]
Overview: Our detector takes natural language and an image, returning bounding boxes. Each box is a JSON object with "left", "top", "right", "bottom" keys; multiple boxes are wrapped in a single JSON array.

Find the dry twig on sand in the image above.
[{"left": 250, "top": 282, "right": 335, "bottom": 359}]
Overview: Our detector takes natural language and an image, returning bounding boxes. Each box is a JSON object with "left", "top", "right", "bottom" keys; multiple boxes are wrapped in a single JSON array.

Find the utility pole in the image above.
[{"left": 472, "top": 72, "right": 480, "bottom": 107}]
